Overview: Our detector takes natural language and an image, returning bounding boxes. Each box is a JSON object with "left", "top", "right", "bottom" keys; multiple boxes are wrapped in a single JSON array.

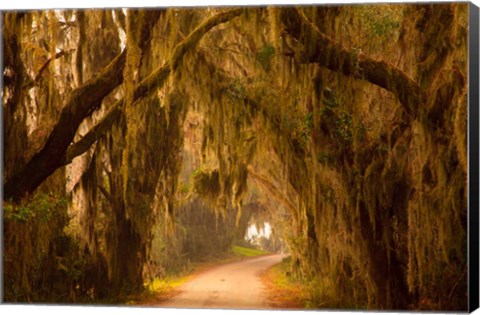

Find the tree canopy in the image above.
[{"left": 3, "top": 4, "right": 468, "bottom": 310}]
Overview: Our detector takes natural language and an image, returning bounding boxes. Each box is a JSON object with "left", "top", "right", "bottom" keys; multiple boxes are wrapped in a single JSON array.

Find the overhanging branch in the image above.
[
  {"left": 279, "top": 8, "right": 424, "bottom": 117},
  {"left": 247, "top": 168, "right": 298, "bottom": 215},
  {"left": 62, "top": 9, "right": 245, "bottom": 165},
  {"left": 63, "top": 106, "right": 124, "bottom": 166},
  {"left": 4, "top": 50, "right": 127, "bottom": 202}
]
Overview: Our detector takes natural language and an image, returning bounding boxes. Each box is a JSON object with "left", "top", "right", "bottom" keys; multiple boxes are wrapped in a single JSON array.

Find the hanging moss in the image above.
[
  {"left": 192, "top": 169, "right": 221, "bottom": 203},
  {"left": 453, "top": 91, "right": 467, "bottom": 174}
]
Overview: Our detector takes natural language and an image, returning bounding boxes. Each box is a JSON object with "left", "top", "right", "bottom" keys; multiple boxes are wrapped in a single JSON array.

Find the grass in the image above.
[
  {"left": 231, "top": 245, "right": 269, "bottom": 257},
  {"left": 146, "top": 276, "right": 189, "bottom": 295},
  {"left": 261, "top": 256, "right": 309, "bottom": 309},
  {"left": 130, "top": 275, "right": 192, "bottom": 306}
]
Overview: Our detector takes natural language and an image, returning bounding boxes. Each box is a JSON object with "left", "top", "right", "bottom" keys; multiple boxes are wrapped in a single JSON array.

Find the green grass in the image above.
[
  {"left": 146, "top": 276, "right": 189, "bottom": 295},
  {"left": 231, "top": 245, "right": 269, "bottom": 257},
  {"left": 125, "top": 275, "right": 192, "bottom": 305}
]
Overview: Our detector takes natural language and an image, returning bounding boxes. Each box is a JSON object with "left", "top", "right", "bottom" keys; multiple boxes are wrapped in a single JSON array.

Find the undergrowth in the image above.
[{"left": 262, "top": 256, "right": 307, "bottom": 309}]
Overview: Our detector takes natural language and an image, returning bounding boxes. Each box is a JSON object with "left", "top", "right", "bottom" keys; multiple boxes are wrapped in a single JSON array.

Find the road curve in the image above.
[{"left": 160, "top": 254, "right": 284, "bottom": 310}]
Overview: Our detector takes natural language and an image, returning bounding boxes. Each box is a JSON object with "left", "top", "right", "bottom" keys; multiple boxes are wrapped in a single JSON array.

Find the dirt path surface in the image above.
[{"left": 160, "top": 254, "right": 284, "bottom": 310}]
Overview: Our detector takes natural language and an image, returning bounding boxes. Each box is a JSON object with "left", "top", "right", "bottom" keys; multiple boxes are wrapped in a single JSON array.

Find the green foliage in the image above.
[
  {"left": 3, "top": 193, "right": 93, "bottom": 303},
  {"left": 317, "top": 153, "right": 334, "bottom": 165},
  {"left": 231, "top": 245, "right": 268, "bottom": 257},
  {"left": 271, "top": 256, "right": 295, "bottom": 287},
  {"left": 356, "top": 5, "right": 401, "bottom": 39},
  {"left": 256, "top": 43, "right": 275, "bottom": 71},
  {"left": 334, "top": 111, "right": 353, "bottom": 145},
  {"left": 319, "top": 88, "right": 354, "bottom": 146},
  {"left": 226, "top": 80, "right": 247, "bottom": 100},
  {"left": 4, "top": 193, "right": 67, "bottom": 223},
  {"left": 179, "top": 181, "right": 190, "bottom": 194},
  {"left": 302, "top": 112, "right": 314, "bottom": 141},
  {"left": 322, "top": 88, "right": 340, "bottom": 110},
  {"left": 282, "top": 108, "right": 315, "bottom": 151}
]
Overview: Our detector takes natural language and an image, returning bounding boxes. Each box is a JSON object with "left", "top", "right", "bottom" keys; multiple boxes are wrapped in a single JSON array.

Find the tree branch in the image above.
[
  {"left": 132, "top": 8, "right": 244, "bottom": 102},
  {"left": 247, "top": 168, "right": 298, "bottom": 215},
  {"left": 279, "top": 8, "right": 424, "bottom": 117},
  {"left": 34, "top": 49, "right": 73, "bottom": 83},
  {"left": 97, "top": 184, "right": 112, "bottom": 202},
  {"left": 63, "top": 106, "right": 124, "bottom": 166},
  {"left": 21, "top": 49, "right": 75, "bottom": 89},
  {"left": 4, "top": 9, "right": 244, "bottom": 202},
  {"left": 4, "top": 50, "right": 127, "bottom": 202},
  {"left": 61, "top": 9, "right": 245, "bottom": 165}
]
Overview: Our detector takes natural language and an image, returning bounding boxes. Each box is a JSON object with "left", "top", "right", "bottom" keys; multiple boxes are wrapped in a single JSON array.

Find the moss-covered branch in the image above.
[
  {"left": 4, "top": 51, "right": 127, "bottom": 202},
  {"left": 5, "top": 9, "right": 245, "bottom": 203},
  {"left": 63, "top": 106, "right": 124, "bottom": 166},
  {"left": 279, "top": 8, "right": 424, "bottom": 117},
  {"left": 62, "top": 9, "right": 245, "bottom": 165},
  {"left": 247, "top": 168, "right": 297, "bottom": 215},
  {"left": 132, "top": 8, "right": 244, "bottom": 102}
]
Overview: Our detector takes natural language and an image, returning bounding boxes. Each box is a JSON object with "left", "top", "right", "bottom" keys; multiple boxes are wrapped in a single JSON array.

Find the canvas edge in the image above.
[
  {"left": 469, "top": 1, "right": 480, "bottom": 313},
  {"left": 0, "top": 10, "right": 5, "bottom": 305}
]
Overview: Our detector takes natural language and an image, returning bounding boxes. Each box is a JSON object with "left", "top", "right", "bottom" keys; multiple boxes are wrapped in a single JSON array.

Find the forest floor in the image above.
[
  {"left": 260, "top": 257, "right": 309, "bottom": 309},
  {"left": 132, "top": 245, "right": 271, "bottom": 307}
]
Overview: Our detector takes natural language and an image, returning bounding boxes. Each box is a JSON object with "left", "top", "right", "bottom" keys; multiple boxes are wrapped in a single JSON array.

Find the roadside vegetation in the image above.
[
  {"left": 262, "top": 257, "right": 307, "bottom": 309},
  {"left": 232, "top": 245, "right": 269, "bottom": 258}
]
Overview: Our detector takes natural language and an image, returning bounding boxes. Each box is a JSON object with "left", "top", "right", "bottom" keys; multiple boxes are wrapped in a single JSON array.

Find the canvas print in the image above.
[{"left": 2, "top": 2, "right": 477, "bottom": 311}]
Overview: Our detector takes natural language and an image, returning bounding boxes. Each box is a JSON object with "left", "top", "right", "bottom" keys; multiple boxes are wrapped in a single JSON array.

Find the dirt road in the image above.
[{"left": 160, "top": 254, "right": 284, "bottom": 309}]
